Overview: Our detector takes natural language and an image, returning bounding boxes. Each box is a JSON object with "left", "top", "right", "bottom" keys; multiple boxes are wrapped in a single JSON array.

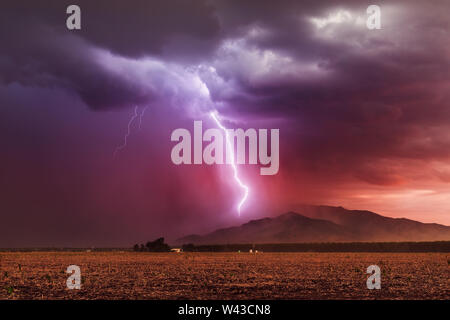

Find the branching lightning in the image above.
[
  {"left": 138, "top": 106, "right": 148, "bottom": 130},
  {"left": 114, "top": 106, "right": 139, "bottom": 157},
  {"left": 113, "top": 94, "right": 248, "bottom": 216},
  {"left": 210, "top": 111, "right": 249, "bottom": 215}
]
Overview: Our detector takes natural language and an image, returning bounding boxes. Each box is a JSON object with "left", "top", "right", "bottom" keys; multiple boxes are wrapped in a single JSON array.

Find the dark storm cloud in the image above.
[
  {"left": 0, "top": 23, "right": 154, "bottom": 109},
  {"left": 2, "top": 0, "right": 450, "bottom": 247},
  {"left": 200, "top": 0, "right": 450, "bottom": 186},
  {"left": 1, "top": 0, "right": 221, "bottom": 58},
  {"left": 0, "top": 0, "right": 220, "bottom": 110},
  {"left": 1, "top": 0, "right": 450, "bottom": 182}
]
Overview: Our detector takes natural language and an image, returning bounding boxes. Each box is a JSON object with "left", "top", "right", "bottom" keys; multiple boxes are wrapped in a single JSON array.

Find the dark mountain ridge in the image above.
[{"left": 176, "top": 205, "right": 450, "bottom": 245}]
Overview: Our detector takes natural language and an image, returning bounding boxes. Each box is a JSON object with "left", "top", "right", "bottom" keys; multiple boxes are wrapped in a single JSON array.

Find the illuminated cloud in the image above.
[
  {"left": 310, "top": 10, "right": 353, "bottom": 29},
  {"left": 1, "top": 0, "right": 450, "bottom": 245}
]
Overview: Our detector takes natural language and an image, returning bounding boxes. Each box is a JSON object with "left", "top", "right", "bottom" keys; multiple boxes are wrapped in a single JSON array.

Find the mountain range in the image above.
[{"left": 176, "top": 205, "right": 450, "bottom": 244}]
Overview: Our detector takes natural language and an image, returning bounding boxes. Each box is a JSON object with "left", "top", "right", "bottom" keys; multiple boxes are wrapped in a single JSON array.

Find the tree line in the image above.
[
  {"left": 178, "top": 241, "right": 450, "bottom": 252},
  {"left": 133, "top": 238, "right": 171, "bottom": 252}
]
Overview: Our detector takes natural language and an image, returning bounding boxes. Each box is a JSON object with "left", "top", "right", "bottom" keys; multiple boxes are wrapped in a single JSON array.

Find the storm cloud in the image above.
[{"left": 1, "top": 0, "right": 450, "bottom": 245}]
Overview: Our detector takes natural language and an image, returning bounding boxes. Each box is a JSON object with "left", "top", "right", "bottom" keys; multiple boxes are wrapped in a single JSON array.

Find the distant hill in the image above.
[
  {"left": 176, "top": 205, "right": 450, "bottom": 245},
  {"left": 295, "top": 205, "right": 450, "bottom": 242}
]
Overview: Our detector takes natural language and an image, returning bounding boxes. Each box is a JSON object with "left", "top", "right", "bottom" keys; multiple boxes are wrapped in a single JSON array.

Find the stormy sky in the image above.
[{"left": 1, "top": 0, "right": 450, "bottom": 246}]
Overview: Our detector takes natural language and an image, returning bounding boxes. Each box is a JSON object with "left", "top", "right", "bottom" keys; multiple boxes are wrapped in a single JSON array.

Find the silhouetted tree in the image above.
[
  {"left": 145, "top": 237, "right": 171, "bottom": 252},
  {"left": 133, "top": 244, "right": 139, "bottom": 252}
]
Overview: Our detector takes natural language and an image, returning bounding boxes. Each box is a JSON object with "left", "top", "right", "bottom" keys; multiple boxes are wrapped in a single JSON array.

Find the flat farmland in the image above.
[{"left": 0, "top": 252, "right": 448, "bottom": 299}]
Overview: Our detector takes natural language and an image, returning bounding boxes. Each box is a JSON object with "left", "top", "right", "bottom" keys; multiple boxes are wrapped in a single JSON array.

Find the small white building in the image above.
[{"left": 171, "top": 248, "right": 182, "bottom": 253}]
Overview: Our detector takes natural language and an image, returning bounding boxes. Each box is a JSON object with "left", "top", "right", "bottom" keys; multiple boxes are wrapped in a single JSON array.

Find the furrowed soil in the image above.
[{"left": 0, "top": 252, "right": 448, "bottom": 299}]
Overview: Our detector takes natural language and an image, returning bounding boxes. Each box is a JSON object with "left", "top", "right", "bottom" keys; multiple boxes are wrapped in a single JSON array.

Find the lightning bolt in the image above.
[
  {"left": 114, "top": 106, "right": 139, "bottom": 157},
  {"left": 210, "top": 111, "right": 249, "bottom": 215},
  {"left": 138, "top": 106, "right": 148, "bottom": 130}
]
